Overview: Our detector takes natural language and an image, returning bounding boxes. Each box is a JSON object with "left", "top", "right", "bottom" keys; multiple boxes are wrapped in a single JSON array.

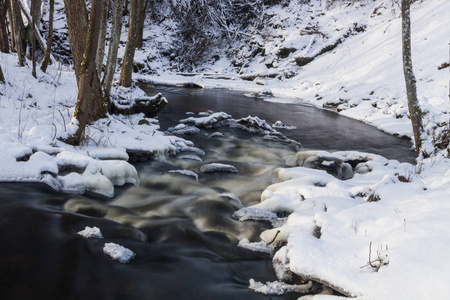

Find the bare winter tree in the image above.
[
  {"left": 103, "top": 0, "right": 123, "bottom": 97},
  {"left": 96, "top": 0, "right": 110, "bottom": 78},
  {"left": 31, "top": 0, "right": 36, "bottom": 77},
  {"left": 0, "top": 0, "right": 9, "bottom": 53},
  {"left": 136, "top": 0, "right": 148, "bottom": 49},
  {"left": 40, "top": 0, "right": 54, "bottom": 73},
  {"left": 401, "top": 0, "right": 424, "bottom": 155},
  {"left": 0, "top": 64, "right": 5, "bottom": 84},
  {"left": 119, "top": 0, "right": 141, "bottom": 87},
  {"left": 9, "top": 0, "right": 25, "bottom": 66},
  {"left": 64, "top": 0, "right": 108, "bottom": 145}
]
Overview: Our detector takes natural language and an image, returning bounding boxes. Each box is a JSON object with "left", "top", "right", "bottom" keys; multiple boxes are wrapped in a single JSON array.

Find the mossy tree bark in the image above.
[
  {"left": 40, "top": 0, "right": 54, "bottom": 73},
  {"left": 119, "top": 0, "right": 141, "bottom": 87},
  {"left": 401, "top": 0, "right": 424, "bottom": 155},
  {"left": 103, "top": 0, "right": 123, "bottom": 97}
]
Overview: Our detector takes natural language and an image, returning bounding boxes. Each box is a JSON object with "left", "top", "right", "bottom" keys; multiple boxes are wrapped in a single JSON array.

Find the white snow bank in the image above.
[
  {"left": 103, "top": 243, "right": 135, "bottom": 263},
  {"left": 249, "top": 151, "right": 450, "bottom": 299}
]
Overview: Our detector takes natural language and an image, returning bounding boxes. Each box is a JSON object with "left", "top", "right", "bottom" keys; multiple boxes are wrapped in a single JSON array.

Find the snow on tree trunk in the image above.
[
  {"left": 102, "top": 0, "right": 123, "bottom": 97},
  {"left": 401, "top": 0, "right": 424, "bottom": 155},
  {"left": 40, "top": 0, "right": 53, "bottom": 73},
  {"left": 119, "top": 0, "right": 141, "bottom": 87}
]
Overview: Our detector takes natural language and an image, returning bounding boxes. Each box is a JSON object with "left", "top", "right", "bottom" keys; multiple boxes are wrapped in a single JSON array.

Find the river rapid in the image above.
[{"left": 0, "top": 86, "right": 416, "bottom": 299}]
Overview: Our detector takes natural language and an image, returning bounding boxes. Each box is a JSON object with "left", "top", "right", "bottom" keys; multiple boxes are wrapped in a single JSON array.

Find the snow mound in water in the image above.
[
  {"left": 77, "top": 226, "right": 104, "bottom": 239},
  {"left": 249, "top": 279, "right": 312, "bottom": 295},
  {"left": 180, "top": 112, "right": 232, "bottom": 128},
  {"left": 238, "top": 238, "right": 274, "bottom": 254},
  {"left": 168, "top": 169, "right": 199, "bottom": 182},
  {"left": 233, "top": 207, "right": 278, "bottom": 222},
  {"left": 103, "top": 243, "right": 135, "bottom": 263},
  {"left": 200, "top": 163, "right": 238, "bottom": 173}
]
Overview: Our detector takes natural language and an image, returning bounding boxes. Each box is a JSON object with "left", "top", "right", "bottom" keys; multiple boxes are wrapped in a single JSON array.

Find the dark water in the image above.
[
  {"left": 0, "top": 87, "right": 417, "bottom": 300},
  {"left": 148, "top": 85, "right": 416, "bottom": 163}
]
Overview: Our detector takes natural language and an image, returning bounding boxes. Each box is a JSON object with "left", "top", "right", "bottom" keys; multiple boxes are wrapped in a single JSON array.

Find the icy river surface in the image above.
[{"left": 0, "top": 87, "right": 416, "bottom": 299}]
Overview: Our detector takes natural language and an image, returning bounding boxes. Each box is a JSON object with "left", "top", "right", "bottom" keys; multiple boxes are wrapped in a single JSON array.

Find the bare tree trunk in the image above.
[
  {"left": 103, "top": 0, "right": 123, "bottom": 97},
  {"left": 7, "top": 1, "right": 15, "bottom": 51},
  {"left": 119, "top": 0, "right": 140, "bottom": 87},
  {"left": 26, "top": 0, "right": 41, "bottom": 56},
  {"left": 0, "top": 64, "right": 5, "bottom": 84},
  {"left": 40, "top": 0, "right": 53, "bottom": 72},
  {"left": 63, "top": 0, "right": 89, "bottom": 85},
  {"left": 67, "top": 0, "right": 108, "bottom": 145},
  {"left": 401, "top": 0, "right": 424, "bottom": 155},
  {"left": 10, "top": 0, "right": 25, "bottom": 66},
  {"left": 0, "top": 0, "right": 9, "bottom": 53},
  {"left": 123, "top": 0, "right": 128, "bottom": 16},
  {"left": 31, "top": 0, "right": 36, "bottom": 77},
  {"left": 136, "top": 0, "right": 148, "bottom": 49},
  {"left": 96, "top": 0, "right": 110, "bottom": 78}
]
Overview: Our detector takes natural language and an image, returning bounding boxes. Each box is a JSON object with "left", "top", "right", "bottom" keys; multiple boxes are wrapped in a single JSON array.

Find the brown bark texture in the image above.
[
  {"left": 68, "top": 0, "right": 107, "bottom": 145},
  {"left": 10, "top": 0, "right": 25, "bottom": 66},
  {"left": 119, "top": 0, "right": 140, "bottom": 87},
  {"left": 401, "top": 0, "right": 424, "bottom": 154},
  {"left": 136, "top": 0, "right": 148, "bottom": 49},
  {"left": 63, "top": 0, "right": 89, "bottom": 84},
  {"left": 0, "top": 0, "right": 9, "bottom": 53}
]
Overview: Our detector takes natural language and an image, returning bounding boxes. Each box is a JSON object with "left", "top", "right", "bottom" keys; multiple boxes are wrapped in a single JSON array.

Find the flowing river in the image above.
[{"left": 0, "top": 86, "right": 416, "bottom": 299}]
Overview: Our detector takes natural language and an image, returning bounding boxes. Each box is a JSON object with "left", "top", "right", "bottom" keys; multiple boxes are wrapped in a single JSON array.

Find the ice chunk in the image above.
[
  {"left": 77, "top": 226, "right": 104, "bottom": 239},
  {"left": 103, "top": 243, "right": 135, "bottom": 263}
]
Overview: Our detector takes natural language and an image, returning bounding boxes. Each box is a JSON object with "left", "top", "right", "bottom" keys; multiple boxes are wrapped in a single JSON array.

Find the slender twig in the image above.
[{"left": 266, "top": 230, "right": 280, "bottom": 246}]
